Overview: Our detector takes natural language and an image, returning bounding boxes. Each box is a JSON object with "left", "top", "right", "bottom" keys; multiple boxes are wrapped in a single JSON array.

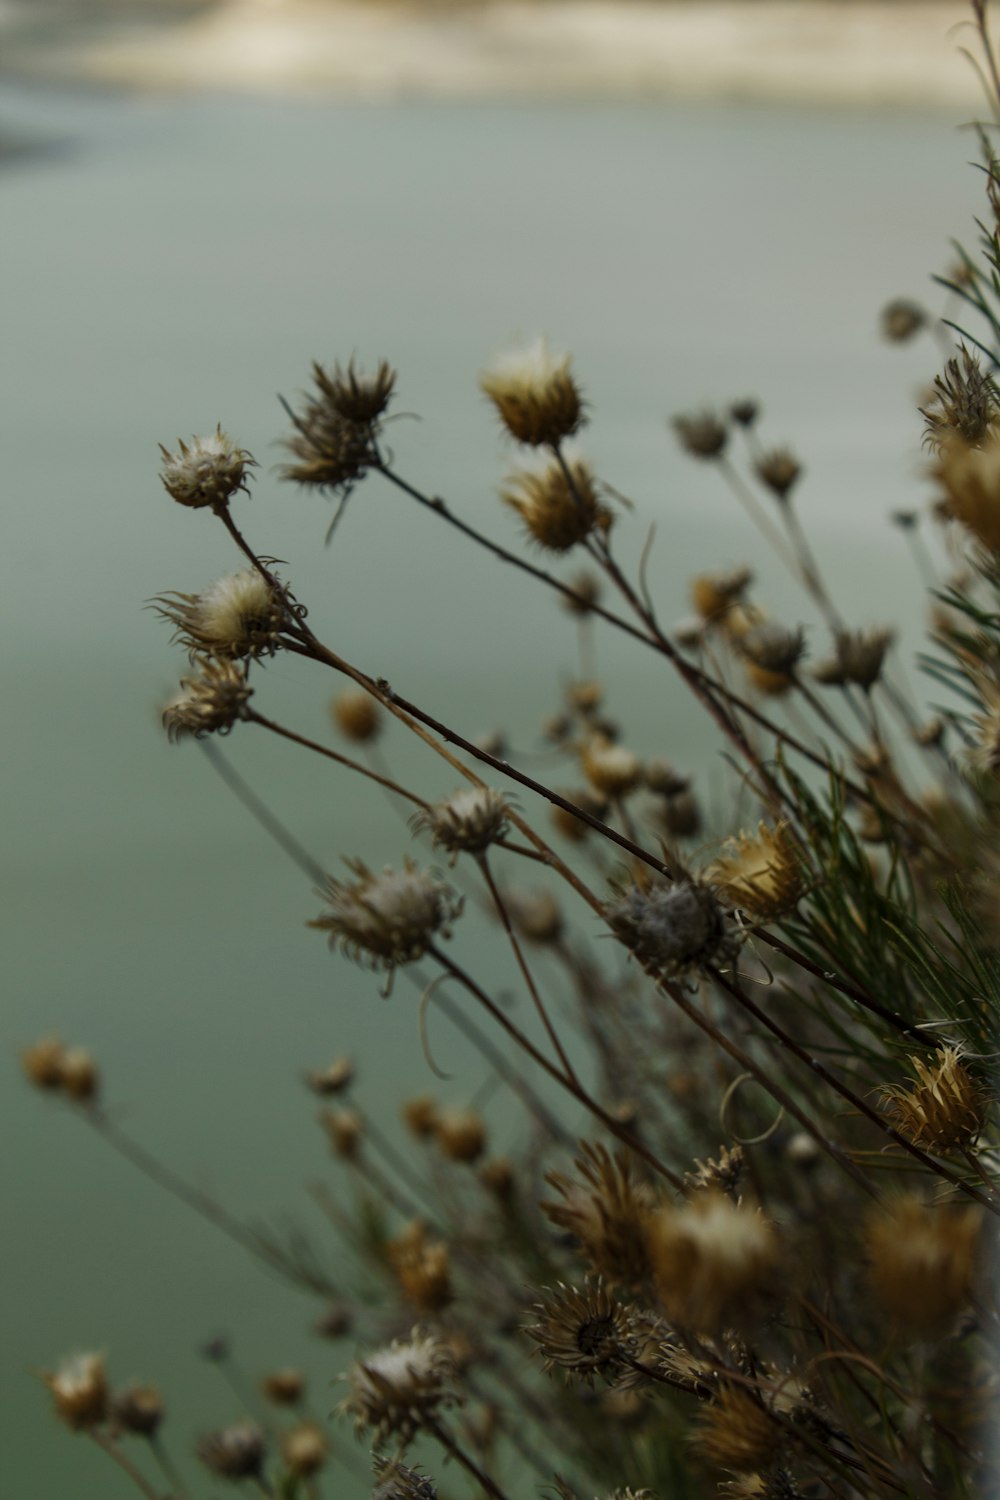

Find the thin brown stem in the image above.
[
  {"left": 86, "top": 1432, "right": 161, "bottom": 1500},
  {"left": 423, "top": 1415, "right": 512, "bottom": 1500},
  {"left": 245, "top": 708, "right": 430, "bottom": 813}
]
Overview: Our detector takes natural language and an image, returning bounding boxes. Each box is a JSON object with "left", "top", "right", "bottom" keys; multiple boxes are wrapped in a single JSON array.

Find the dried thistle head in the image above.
[
  {"left": 402, "top": 1095, "right": 439, "bottom": 1139},
  {"left": 880, "top": 1045, "right": 989, "bottom": 1153},
  {"left": 372, "top": 1453, "right": 438, "bottom": 1500},
  {"left": 388, "top": 1221, "right": 453, "bottom": 1313},
  {"left": 686, "top": 1143, "right": 745, "bottom": 1197},
  {"left": 332, "top": 688, "right": 383, "bottom": 743},
  {"left": 968, "top": 679, "right": 1000, "bottom": 773},
  {"left": 708, "top": 822, "right": 806, "bottom": 922},
  {"left": 754, "top": 447, "right": 802, "bottom": 501},
  {"left": 434, "top": 1106, "right": 488, "bottom": 1163},
  {"left": 880, "top": 297, "right": 926, "bottom": 343},
  {"left": 342, "top": 1329, "right": 458, "bottom": 1444},
  {"left": 582, "top": 737, "right": 643, "bottom": 798},
  {"left": 281, "top": 360, "right": 387, "bottom": 491},
  {"left": 45, "top": 1352, "right": 108, "bottom": 1430},
  {"left": 110, "top": 1383, "right": 165, "bottom": 1436},
  {"left": 527, "top": 1278, "right": 633, "bottom": 1383},
  {"left": 730, "top": 399, "right": 759, "bottom": 427},
  {"left": 410, "top": 787, "right": 510, "bottom": 863},
  {"left": 319, "top": 1106, "right": 364, "bottom": 1161},
  {"left": 605, "top": 875, "right": 738, "bottom": 979},
  {"left": 646, "top": 1193, "right": 779, "bottom": 1334},
  {"left": 691, "top": 1386, "right": 784, "bottom": 1473},
  {"left": 480, "top": 338, "right": 585, "bottom": 447},
  {"left": 922, "top": 346, "right": 998, "bottom": 451},
  {"left": 542, "top": 1142, "right": 658, "bottom": 1286},
  {"left": 282, "top": 1421, "right": 329, "bottom": 1478},
  {"left": 311, "top": 859, "right": 462, "bottom": 975},
  {"left": 657, "top": 788, "right": 703, "bottom": 839},
  {"left": 197, "top": 1422, "right": 267, "bottom": 1480},
  {"left": 690, "top": 566, "right": 753, "bottom": 623},
  {"left": 261, "top": 1368, "right": 305, "bottom": 1406},
  {"left": 737, "top": 622, "right": 806, "bottom": 677},
  {"left": 22, "top": 1036, "right": 68, "bottom": 1091},
  {"left": 158, "top": 426, "right": 255, "bottom": 510},
  {"left": 316, "top": 357, "right": 396, "bottom": 424},
  {"left": 161, "top": 657, "right": 252, "bottom": 741},
  {"left": 152, "top": 569, "right": 284, "bottom": 660},
  {"left": 672, "top": 410, "right": 728, "bottom": 459},
  {"left": 503, "top": 457, "right": 609, "bottom": 553},
  {"left": 831, "top": 626, "right": 894, "bottom": 689},
  {"left": 864, "top": 1195, "right": 984, "bottom": 1338},
  {"left": 502, "top": 886, "right": 565, "bottom": 945},
  {"left": 934, "top": 427, "right": 1000, "bottom": 553}
]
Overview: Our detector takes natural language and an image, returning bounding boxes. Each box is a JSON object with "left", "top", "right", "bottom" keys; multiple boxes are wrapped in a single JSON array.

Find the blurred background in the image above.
[{"left": 0, "top": 0, "right": 986, "bottom": 1494}]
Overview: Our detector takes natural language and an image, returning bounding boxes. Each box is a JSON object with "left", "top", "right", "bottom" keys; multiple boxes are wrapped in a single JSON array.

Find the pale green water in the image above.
[{"left": 1, "top": 82, "right": 983, "bottom": 1495}]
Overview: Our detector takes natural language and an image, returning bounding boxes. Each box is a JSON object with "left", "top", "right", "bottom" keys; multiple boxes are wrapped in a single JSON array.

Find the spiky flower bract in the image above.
[
  {"left": 161, "top": 658, "right": 252, "bottom": 741},
  {"left": 342, "top": 1329, "right": 457, "bottom": 1444},
  {"left": 158, "top": 427, "right": 254, "bottom": 510},
  {"left": 411, "top": 787, "right": 510, "bottom": 861},
  {"left": 152, "top": 569, "right": 284, "bottom": 660},
  {"left": 503, "top": 457, "right": 609, "bottom": 552},
  {"left": 606, "top": 876, "right": 738, "bottom": 978},
  {"left": 311, "top": 859, "right": 462, "bottom": 974},
  {"left": 481, "top": 338, "right": 585, "bottom": 447}
]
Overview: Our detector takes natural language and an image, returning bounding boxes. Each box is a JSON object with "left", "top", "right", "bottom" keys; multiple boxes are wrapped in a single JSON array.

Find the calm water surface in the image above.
[{"left": 1, "top": 82, "right": 981, "bottom": 1495}]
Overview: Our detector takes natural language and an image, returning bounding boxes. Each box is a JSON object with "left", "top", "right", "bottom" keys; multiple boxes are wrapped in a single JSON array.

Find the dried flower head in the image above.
[
  {"left": 411, "top": 787, "right": 510, "bottom": 862},
  {"left": 110, "top": 1382, "right": 165, "bottom": 1436},
  {"left": 646, "top": 1193, "right": 779, "bottom": 1334},
  {"left": 402, "top": 1094, "right": 439, "bottom": 1139},
  {"left": 730, "top": 399, "right": 759, "bottom": 427},
  {"left": 388, "top": 1221, "right": 453, "bottom": 1313},
  {"left": 22, "top": 1035, "right": 68, "bottom": 1091},
  {"left": 342, "top": 1329, "right": 458, "bottom": 1444},
  {"left": 45, "top": 1352, "right": 108, "bottom": 1430},
  {"left": 708, "top": 822, "right": 805, "bottom": 922},
  {"left": 320, "top": 1106, "right": 364, "bottom": 1161},
  {"left": 738, "top": 622, "right": 806, "bottom": 676},
  {"left": 503, "top": 886, "right": 565, "bottom": 945},
  {"left": 579, "top": 738, "right": 641, "bottom": 800},
  {"left": 314, "top": 1302, "right": 353, "bottom": 1340},
  {"left": 644, "top": 758, "right": 689, "bottom": 796},
  {"left": 479, "top": 1155, "right": 516, "bottom": 1201},
  {"left": 865, "top": 1195, "right": 984, "bottom": 1338},
  {"left": 281, "top": 361, "right": 383, "bottom": 491},
  {"left": 672, "top": 411, "right": 728, "bottom": 459},
  {"left": 880, "top": 1046, "right": 989, "bottom": 1153},
  {"left": 59, "top": 1047, "right": 100, "bottom": 1102},
  {"left": 332, "top": 688, "right": 383, "bottom": 743},
  {"left": 934, "top": 427, "right": 1000, "bottom": 553},
  {"left": 686, "top": 1143, "right": 745, "bottom": 1197},
  {"left": 692, "top": 1387, "right": 783, "bottom": 1473},
  {"left": 372, "top": 1453, "right": 438, "bottom": 1500},
  {"left": 260, "top": 1368, "right": 305, "bottom": 1407},
  {"left": 503, "top": 457, "right": 609, "bottom": 553},
  {"left": 435, "top": 1106, "right": 488, "bottom": 1163},
  {"left": 880, "top": 298, "right": 926, "bottom": 343},
  {"left": 306, "top": 1055, "right": 355, "bottom": 1095},
  {"left": 282, "top": 1421, "right": 329, "bottom": 1478},
  {"left": 311, "top": 859, "right": 462, "bottom": 975},
  {"left": 968, "top": 680, "right": 1000, "bottom": 773},
  {"left": 658, "top": 788, "right": 703, "bottom": 839},
  {"left": 162, "top": 658, "right": 252, "bottom": 741},
  {"left": 527, "top": 1278, "right": 633, "bottom": 1383},
  {"left": 562, "top": 570, "right": 602, "bottom": 615},
  {"left": 754, "top": 448, "right": 802, "bottom": 501},
  {"left": 830, "top": 626, "right": 894, "bottom": 689},
  {"left": 606, "top": 876, "right": 738, "bottom": 979},
  {"left": 152, "top": 570, "right": 283, "bottom": 660},
  {"left": 480, "top": 338, "right": 585, "bottom": 447},
  {"left": 197, "top": 1421, "right": 267, "bottom": 1480},
  {"left": 542, "top": 1142, "right": 658, "bottom": 1286},
  {"left": 690, "top": 567, "right": 753, "bottom": 622},
  {"left": 158, "top": 427, "right": 255, "bottom": 510},
  {"left": 922, "top": 346, "right": 999, "bottom": 451}
]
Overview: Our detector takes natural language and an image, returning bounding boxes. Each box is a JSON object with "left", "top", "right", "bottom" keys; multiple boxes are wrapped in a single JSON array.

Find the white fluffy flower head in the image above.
[
  {"left": 311, "top": 859, "right": 462, "bottom": 976},
  {"left": 158, "top": 426, "right": 255, "bottom": 510},
  {"left": 343, "top": 1329, "right": 458, "bottom": 1442}
]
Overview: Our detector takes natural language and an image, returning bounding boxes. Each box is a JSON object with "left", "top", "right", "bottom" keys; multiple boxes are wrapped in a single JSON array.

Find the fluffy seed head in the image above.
[
  {"left": 646, "top": 1193, "right": 779, "bottom": 1334},
  {"left": 527, "top": 1278, "right": 633, "bottom": 1383},
  {"left": 708, "top": 822, "right": 806, "bottom": 922},
  {"left": 282, "top": 1421, "right": 329, "bottom": 1478},
  {"left": 411, "top": 787, "right": 510, "bottom": 862},
  {"left": 46, "top": 1352, "right": 108, "bottom": 1430},
  {"left": 881, "top": 1046, "right": 989, "bottom": 1153},
  {"left": 342, "top": 1329, "right": 458, "bottom": 1444},
  {"left": 311, "top": 859, "right": 462, "bottom": 974},
  {"left": 606, "top": 876, "right": 738, "bottom": 979},
  {"left": 503, "top": 457, "right": 609, "bottom": 552},
  {"left": 152, "top": 570, "right": 283, "bottom": 660},
  {"left": 161, "top": 658, "right": 252, "bottom": 741},
  {"left": 332, "top": 688, "right": 383, "bottom": 743},
  {"left": 111, "top": 1383, "right": 165, "bottom": 1436},
  {"left": 481, "top": 338, "right": 585, "bottom": 446},
  {"left": 865, "top": 1195, "right": 984, "bottom": 1338},
  {"left": 159, "top": 427, "right": 254, "bottom": 510},
  {"left": 197, "top": 1422, "right": 267, "bottom": 1480}
]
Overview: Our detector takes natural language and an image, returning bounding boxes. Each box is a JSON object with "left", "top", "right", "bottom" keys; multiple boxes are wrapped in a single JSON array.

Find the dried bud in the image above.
[
  {"left": 162, "top": 658, "right": 252, "bottom": 741},
  {"left": 831, "top": 626, "right": 893, "bottom": 689},
  {"left": 402, "top": 1094, "right": 439, "bottom": 1139},
  {"left": 59, "top": 1047, "right": 100, "bottom": 1103},
  {"left": 730, "top": 399, "right": 759, "bottom": 427},
  {"left": 881, "top": 1046, "right": 989, "bottom": 1153},
  {"left": 606, "top": 877, "right": 737, "bottom": 979},
  {"left": 503, "top": 458, "right": 609, "bottom": 553},
  {"left": 332, "top": 688, "right": 383, "bottom": 743},
  {"left": 738, "top": 622, "right": 806, "bottom": 676},
  {"left": 754, "top": 447, "right": 802, "bottom": 500},
  {"left": 388, "top": 1222, "right": 453, "bottom": 1313},
  {"left": 480, "top": 338, "right": 585, "bottom": 447},
  {"left": 644, "top": 759, "right": 689, "bottom": 796},
  {"left": 282, "top": 1421, "right": 329, "bottom": 1477},
  {"left": 152, "top": 570, "right": 284, "bottom": 661},
  {"left": 562, "top": 570, "right": 602, "bottom": 615},
  {"left": 880, "top": 298, "right": 926, "bottom": 343},
  {"left": 582, "top": 737, "right": 643, "bottom": 798},
  {"left": 658, "top": 789, "right": 702, "bottom": 839},
  {"left": 503, "top": 887, "right": 565, "bottom": 945},
  {"left": 672, "top": 411, "right": 728, "bottom": 459},
  {"left": 551, "top": 787, "right": 608, "bottom": 843},
  {"left": 708, "top": 822, "right": 805, "bottom": 922},
  {"left": 111, "top": 1383, "right": 165, "bottom": 1436},
  {"left": 686, "top": 1144, "right": 744, "bottom": 1197},
  {"left": 690, "top": 566, "right": 753, "bottom": 623},
  {"left": 158, "top": 427, "right": 254, "bottom": 510},
  {"left": 22, "top": 1036, "right": 68, "bottom": 1091},
  {"left": 435, "top": 1106, "right": 488, "bottom": 1163},
  {"left": 478, "top": 1156, "right": 516, "bottom": 1201},
  {"left": 306, "top": 1056, "right": 355, "bottom": 1095},
  {"left": 261, "top": 1368, "right": 305, "bottom": 1406},
  {"left": 45, "top": 1352, "right": 108, "bottom": 1430},
  {"left": 411, "top": 788, "right": 510, "bottom": 862},
  {"left": 311, "top": 859, "right": 462, "bottom": 976},
  {"left": 320, "top": 1107, "right": 364, "bottom": 1161},
  {"left": 317, "top": 357, "right": 396, "bottom": 424},
  {"left": 342, "top": 1329, "right": 458, "bottom": 1443},
  {"left": 314, "top": 1302, "right": 353, "bottom": 1339},
  {"left": 197, "top": 1422, "right": 267, "bottom": 1480},
  {"left": 865, "top": 1196, "right": 984, "bottom": 1338}
]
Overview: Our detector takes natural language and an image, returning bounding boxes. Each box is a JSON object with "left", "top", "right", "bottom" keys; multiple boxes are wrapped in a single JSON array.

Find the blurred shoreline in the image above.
[{"left": 0, "top": 0, "right": 981, "bottom": 107}]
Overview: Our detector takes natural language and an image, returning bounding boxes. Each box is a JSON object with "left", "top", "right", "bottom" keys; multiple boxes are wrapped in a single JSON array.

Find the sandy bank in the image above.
[{"left": 14, "top": 0, "right": 986, "bottom": 108}]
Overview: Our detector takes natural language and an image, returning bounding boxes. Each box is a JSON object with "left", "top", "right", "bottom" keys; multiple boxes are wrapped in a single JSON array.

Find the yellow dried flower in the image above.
[
  {"left": 503, "top": 457, "right": 609, "bottom": 553},
  {"left": 934, "top": 427, "right": 1000, "bottom": 552},
  {"left": 480, "top": 338, "right": 585, "bottom": 447},
  {"left": 59, "top": 1047, "right": 100, "bottom": 1103},
  {"left": 158, "top": 426, "right": 255, "bottom": 510},
  {"left": 708, "top": 822, "right": 805, "bottom": 922},
  {"left": 690, "top": 566, "right": 753, "bottom": 622},
  {"left": 646, "top": 1192, "right": 779, "bottom": 1334},
  {"left": 864, "top": 1195, "right": 984, "bottom": 1338},
  {"left": 881, "top": 1046, "right": 989, "bottom": 1153}
]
